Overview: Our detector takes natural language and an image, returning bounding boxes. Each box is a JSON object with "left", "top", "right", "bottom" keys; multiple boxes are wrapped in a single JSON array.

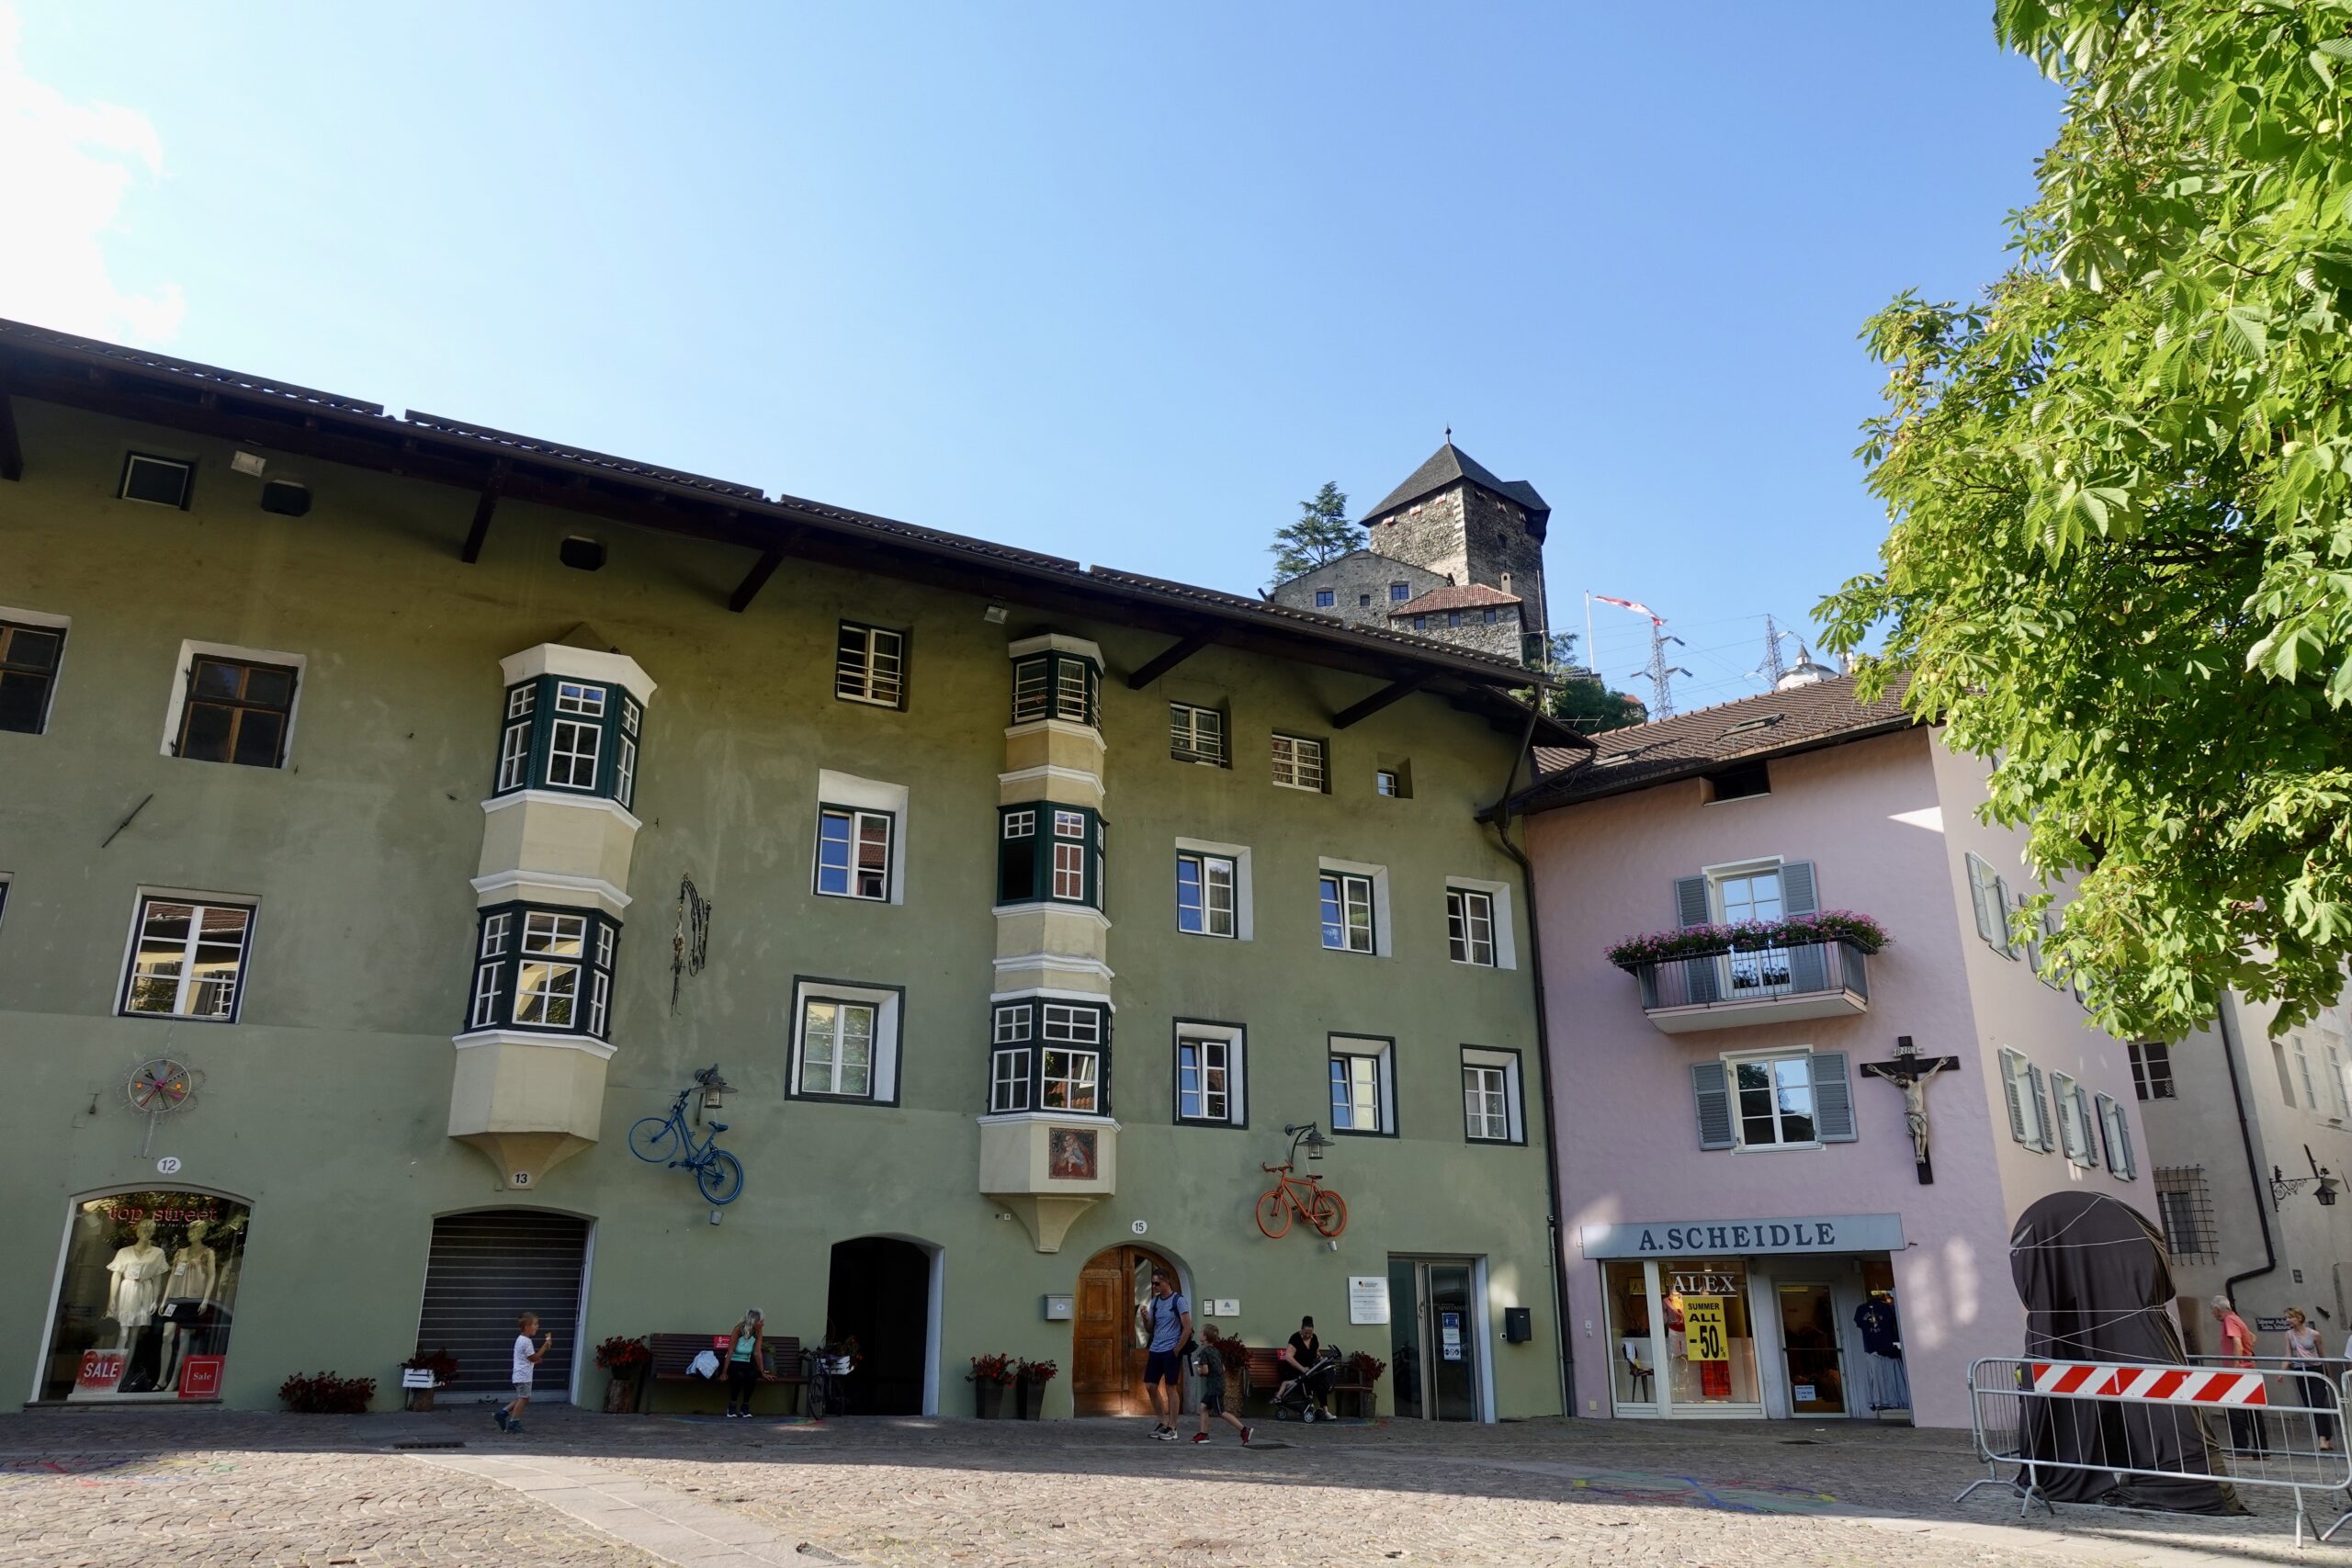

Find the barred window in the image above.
[
  {"left": 2154, "top": 1168, "right": 2217, "bottom": 1259},
  {"left": 1271, "top": 733, "right": 1327, "bottom": 792},
  {"left": 1170, "top": 703, "right": 1225, "bottom": 765},
  {"left": 836, "top": 623, "right": 907, "bottom": 708}
]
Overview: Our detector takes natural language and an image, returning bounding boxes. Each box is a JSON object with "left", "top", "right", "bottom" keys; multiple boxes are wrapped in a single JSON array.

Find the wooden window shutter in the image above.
[
  {"left": 1781, "top": 861, "right": 1827, "bottom": 992},
  {"left": 1965, "top": 853, "right": 1997, "bottom": 943},
  {"left": 1810, "top": 1051, "right": 1857, "bottom": 1142},
  {"left": 1780, "top": 861, "right": 1818, "bottom": 915},
  {"left": 2027, "top": 1064, "right": 2054, "bottom": 1151},
  {"left": 1690, "top": 1061, "right": 1735, "bottom": 1150},
  {"left": 1999, "top": 1048, "right": 2030, "bottom": 1144},
  {"left": 1673, "top": 874, "right": 1719, "bottom": 1004},
  {"left": 1992, "top": 874, "right": 2017, "bottom": 955}
]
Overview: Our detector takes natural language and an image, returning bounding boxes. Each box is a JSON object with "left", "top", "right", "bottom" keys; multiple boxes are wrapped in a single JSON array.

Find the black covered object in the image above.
[{"left": 2009, "top": 1191, "right": 2242, "bottom": 1513}]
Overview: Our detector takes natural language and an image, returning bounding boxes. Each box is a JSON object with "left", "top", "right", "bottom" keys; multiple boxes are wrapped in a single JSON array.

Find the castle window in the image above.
[
  {"left": 1412, "top": 616, "right": 1427, "bottom": 632},
  {"left": 1483, "top": 609, "right": 1498, "bottom": 625},
  {"left": 1358, "top": 593, "right": 1371, "bottom": 607},
  {"left": 1389, "top": 582, "right": 1409, "bottom": 602},
  {"left": 1447, "top": 611, "right": 1462, "bottom": 628},
  {"left": 1314, "top": 590, "right": 1335, "bottom": 608}
]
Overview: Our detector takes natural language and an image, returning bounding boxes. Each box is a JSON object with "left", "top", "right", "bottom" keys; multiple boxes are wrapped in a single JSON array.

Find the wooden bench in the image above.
[{"left": 640, "top": 1333, "right": 806, "bottom": 1414}]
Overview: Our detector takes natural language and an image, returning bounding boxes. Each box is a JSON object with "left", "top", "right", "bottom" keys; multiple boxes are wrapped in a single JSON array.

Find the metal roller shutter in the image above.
[{"left": 416, "top": 1211, "right": 589, "bottom": 1398}]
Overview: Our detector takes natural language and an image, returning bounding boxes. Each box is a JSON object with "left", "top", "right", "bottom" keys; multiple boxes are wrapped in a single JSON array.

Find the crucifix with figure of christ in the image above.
[{"left": 1859, "top": 1035, "right": 1960, "bottom": 1184}]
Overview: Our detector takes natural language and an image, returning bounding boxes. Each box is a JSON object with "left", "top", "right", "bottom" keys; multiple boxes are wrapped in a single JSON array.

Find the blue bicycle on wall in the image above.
[{"left": 628, "top": 1065, "right": 745, "bottom": 1204}]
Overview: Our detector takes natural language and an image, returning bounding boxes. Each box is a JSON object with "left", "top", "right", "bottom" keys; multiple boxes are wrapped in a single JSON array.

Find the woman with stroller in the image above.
[{"left": 1275, "top": 1314, "right": 1335, "bottom": 1421}]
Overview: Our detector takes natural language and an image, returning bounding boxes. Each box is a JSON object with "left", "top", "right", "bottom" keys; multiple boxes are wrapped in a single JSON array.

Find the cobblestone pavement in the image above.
[{"left": 0, "top": 1402, "right": 2340, "bottom": 1566}]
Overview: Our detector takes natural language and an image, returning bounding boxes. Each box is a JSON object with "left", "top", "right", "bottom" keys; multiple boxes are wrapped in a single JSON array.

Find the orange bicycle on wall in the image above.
[{"left": 1255, "top": 1162, "right": 1348, "bottom": 1239}]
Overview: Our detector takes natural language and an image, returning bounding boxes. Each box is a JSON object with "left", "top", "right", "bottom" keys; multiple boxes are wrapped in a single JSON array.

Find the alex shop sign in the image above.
[{"left": 1579, "top": 1213, "right": 1905, "bottom": 1260}]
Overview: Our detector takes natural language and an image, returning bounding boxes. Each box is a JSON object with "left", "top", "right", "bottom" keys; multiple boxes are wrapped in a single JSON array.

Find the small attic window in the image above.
[{"left": 1702, "top": 760, "right": 1770, "bottom": 803}]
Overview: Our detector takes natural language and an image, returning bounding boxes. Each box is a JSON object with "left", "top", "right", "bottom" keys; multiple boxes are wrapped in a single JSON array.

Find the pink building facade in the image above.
[{"left": 1519, "top": 682, "right": 2146, "bottom": 1429}]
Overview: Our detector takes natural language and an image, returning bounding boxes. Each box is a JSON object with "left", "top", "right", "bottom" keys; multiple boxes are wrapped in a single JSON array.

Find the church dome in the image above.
[{"left": 1775, "top": 646, "right": 1838, "bottom": 691}]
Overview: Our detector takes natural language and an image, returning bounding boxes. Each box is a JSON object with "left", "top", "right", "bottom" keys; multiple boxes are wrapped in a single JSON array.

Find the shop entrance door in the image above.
[
  {"left": 1775, "top": 1281, "right": 1847, "bottom": 1416},
  {"left": 1387, "top": 1258, "right": 1481, "bottom": 1421},
  {"left": 416, "top": 1210, "right": 590, "bottom": 1399},
  {"left": 1072, "top": 1244, "right": 1178, "bottom": 1416}
]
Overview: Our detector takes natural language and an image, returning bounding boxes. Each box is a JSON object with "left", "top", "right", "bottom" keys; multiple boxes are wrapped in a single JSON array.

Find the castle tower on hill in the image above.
[{"left": 1267, "top": 441, "right": 1551, "bottom": 665}]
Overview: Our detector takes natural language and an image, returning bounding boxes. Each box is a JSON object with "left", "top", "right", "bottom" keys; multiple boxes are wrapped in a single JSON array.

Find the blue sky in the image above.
[{"left": 4, "top": 3, "right": 2057, "bottom": 711}]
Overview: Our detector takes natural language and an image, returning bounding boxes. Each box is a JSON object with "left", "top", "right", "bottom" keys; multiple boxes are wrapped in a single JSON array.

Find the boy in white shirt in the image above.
[{"left": 497, "top": 1313, "right": 552, "bottom": 1434}]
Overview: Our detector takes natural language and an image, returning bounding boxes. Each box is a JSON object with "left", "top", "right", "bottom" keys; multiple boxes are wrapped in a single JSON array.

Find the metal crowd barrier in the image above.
[{"left": 1960, "top": 1357, "right": 2352, "bottom": 1547}]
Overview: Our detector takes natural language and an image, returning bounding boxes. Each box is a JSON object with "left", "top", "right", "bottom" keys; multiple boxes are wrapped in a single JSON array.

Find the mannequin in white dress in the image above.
[
  {"left": 105, "top": 1219, "right": 170, "bottom": 1352},
  {"left": 157, "top": 1220, "right": 219, "bottom": 1391}
]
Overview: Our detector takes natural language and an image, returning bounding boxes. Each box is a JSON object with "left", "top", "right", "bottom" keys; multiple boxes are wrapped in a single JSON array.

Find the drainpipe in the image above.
[
  {"left": 1480, "top": 701, "right": 1580, "bottom": 1419},
  {"left": 2217, "top": 994, "right": 2280, "bottom": 1311}
]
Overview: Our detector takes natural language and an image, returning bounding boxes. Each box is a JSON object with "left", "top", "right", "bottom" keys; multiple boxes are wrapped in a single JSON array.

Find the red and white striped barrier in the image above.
[{"left": 2030, "top": 1360, "right": 2268, "bottom": 1405}]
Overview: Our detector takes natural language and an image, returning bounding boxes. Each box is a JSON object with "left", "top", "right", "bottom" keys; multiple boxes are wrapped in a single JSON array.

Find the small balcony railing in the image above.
[{"left": 1632, "top": 939, "right": 1871, "bottom": 1034}]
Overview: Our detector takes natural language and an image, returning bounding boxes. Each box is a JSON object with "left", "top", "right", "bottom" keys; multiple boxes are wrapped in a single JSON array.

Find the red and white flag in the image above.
[{"left": 1591, "top": 593, "right": 1661, "bottom": 625}]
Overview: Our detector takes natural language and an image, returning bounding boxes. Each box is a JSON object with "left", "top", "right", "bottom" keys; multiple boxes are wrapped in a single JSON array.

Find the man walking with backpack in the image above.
[{"left": 1136, "top": 1269, "right": 1190, "bottom": 1441}]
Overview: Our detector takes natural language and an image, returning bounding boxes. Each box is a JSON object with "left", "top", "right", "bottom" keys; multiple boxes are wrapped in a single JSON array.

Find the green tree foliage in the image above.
[
  {"left": 1530, "top": 634, "right": 1645, "bottom": 732},
  {"left": 1819, "top": 0, "right": 2352, "bottom": 1037},
  {"left": 1270, "top": 481, "right": 1364, "bottom": 583}
]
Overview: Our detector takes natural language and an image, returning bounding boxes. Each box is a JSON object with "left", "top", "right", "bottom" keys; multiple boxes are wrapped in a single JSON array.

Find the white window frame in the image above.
[
  {"left": 1317, "top": 857, "right": 1391, "bottom": 957},
  {"left": 117, "top": 890, "right": 259, "bottom": 1022},
  {"left": 815, "top": 770, "right": 910, "bottom": 906},
  {"left": 1175, "top": 837, "right": 1253, "bottom": 941},
  {"left": 1461, "top": 1046, "right": 1525, "bottom": 1145},
  {"left": 786, "top": 977, "right": 903, "bottom": 1105},
  {"left": 797, "top": 996, "right": 879, "bottom": 1099},
  {"left": 1271, "top": 733, "right": 1328, "bottom": 792},
  {"left": 1444, "top": 876, "right": 1519, "bottom": 970},
  {"left": 1170, "top": 702, "right": 1226, "bottom": 766},
  {"left": 157, "top": 640, "right": 309, "bottom": 765},
  {"left": 119, "top": 450, "right": 195, "bottom": 507},
  {"left": 815, "top": 805, "right": 895, "bottom": 902},
  {"left": 1176, "top": 1022, "right": 1246, "bottom": 1127},
  {"left": 989, "top": 1047, "right": 1031, "bottom": 1113},
  {"left": 1176, "top": 849, "right": 1238, "bottom": 939},
  {"left": 1724, "top": 1046, "right": 1821, "bottom": 1152},
  {"left": 544, "top": 680, "right": 607, "bottom": 790},
  {"left": 1041, "top": 1046, "right": 1102, "bottom": 1113},
  {"left": 2295, "top": 1037, "right": 2320, "bottom": 1115},
  {"left": 835, "top": 622, "right": 907, "bottom": 708},
  {"left": 1328, "top": 1035, "right": 1396, "bottom": 1135}
]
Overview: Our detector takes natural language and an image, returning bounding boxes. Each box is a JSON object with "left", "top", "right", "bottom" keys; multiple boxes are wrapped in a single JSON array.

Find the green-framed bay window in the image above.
[
  {"left": 996, "top": 803, "right": 1108, "bottom": 909},
  {"left": 1010, "top": 648, "right": 1101, "bottom": 728},
  {"left": 986, "top": 997, "right": 1113, "bottom": 1114},
  {"left": 465, "top": 902, "right": 621, "bottom": 1041},
  {"left": 492, "top": 675, "right": 645, "bottom": 809}
]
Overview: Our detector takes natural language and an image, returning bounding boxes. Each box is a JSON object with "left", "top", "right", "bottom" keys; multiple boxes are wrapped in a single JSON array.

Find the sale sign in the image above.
[
  {"left": 76, "top": 1350, "right": 126, "bottom": 1392},
  {"left": 1681, "top": 1297, "right": 1728, "bottom": 1363},
  {"left": 176, "top": 1356, "right": 224, "bottom": 1399}
]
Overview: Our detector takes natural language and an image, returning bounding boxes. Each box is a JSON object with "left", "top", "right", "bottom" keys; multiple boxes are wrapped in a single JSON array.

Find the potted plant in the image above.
[
  {"left": 1605, "top": 910, "right": 1891, "bottom": 972},
  {"left": 968, "top": 1353, "right": 1015, "bottom": 1418},
  {"left": 280, "top": 1371, "right": 378, "bottom": 1414},
  {"left": 594, "top": 1336, "right": 650, "bottom": 1414},
  {"left": 398, "top": 1348, "right": 457, "bottom": 1412},
  {"left": 1014, "top": 1358, "right": 1058, "bottom": 1420}
]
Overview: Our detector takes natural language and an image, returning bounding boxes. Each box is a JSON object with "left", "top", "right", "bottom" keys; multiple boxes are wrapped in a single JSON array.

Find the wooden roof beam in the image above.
[
  {"left": 459, "top": 461, "right": 509, "bottom": 563},
  {"left": 1333, "top": 670, "right": 1435, "bottom": 729},
  {"left": 1125, "top": 625, "right": 1218, "bottom": 690},
  {"left": 0, "top": 365, "right": 20, "bottom": 481},
  {"left": 727, "top": 525, "right": 806, "bottom": 613}
]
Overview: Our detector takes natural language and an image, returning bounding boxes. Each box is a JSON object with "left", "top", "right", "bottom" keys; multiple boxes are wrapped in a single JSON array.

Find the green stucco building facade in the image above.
[{"left": 0, "top": 319, "right": 1569, "bottom": 1422}]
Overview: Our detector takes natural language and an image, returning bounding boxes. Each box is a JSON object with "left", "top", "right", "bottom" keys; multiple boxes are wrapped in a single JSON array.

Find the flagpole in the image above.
[{"left": 1583, "top": 592, "right": 1596, "bottom": 678}]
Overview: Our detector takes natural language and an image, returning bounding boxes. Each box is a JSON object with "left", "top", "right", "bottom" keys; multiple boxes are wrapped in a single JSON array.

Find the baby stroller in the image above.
[{"left": 1270, "top": 1343, "right": 1343, "bottom": 1422}]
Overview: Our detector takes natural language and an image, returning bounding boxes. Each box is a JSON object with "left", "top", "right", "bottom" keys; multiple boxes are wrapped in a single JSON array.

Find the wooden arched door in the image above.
[{"left": 1072, "top": 1244, "right": 1178, "bottom": 1416}]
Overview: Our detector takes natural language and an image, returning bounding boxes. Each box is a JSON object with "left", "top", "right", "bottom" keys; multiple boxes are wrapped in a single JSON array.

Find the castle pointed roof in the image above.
[{"left": 1364, "top": 442, "right": 1550, "bottom": 536}]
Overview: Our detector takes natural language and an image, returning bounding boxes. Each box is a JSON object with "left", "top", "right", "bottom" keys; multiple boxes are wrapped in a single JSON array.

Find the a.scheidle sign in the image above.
[{"left": 1579, "top": 1213, "right": 1905, "bottom": 1259}]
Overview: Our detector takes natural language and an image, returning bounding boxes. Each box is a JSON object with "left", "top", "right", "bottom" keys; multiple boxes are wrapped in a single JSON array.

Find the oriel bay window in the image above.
[
  {"left": 1011, "top": 648, "right": 1101, "bottom": 728},
  {"left": 491, "top": 674, "right": 646, "bottom": 808},
  {"left": 120, "top": 896, "right": 256, "bottom": 1021},
  {"left": 467, "top": 904, "right": 620, "bottom": 1041},
  {"left": 998, "top": 805, "right": 1106, "bottom": 909},
  {"left": 987, "top": 998, "right": 1112, "bottom": 1114}
]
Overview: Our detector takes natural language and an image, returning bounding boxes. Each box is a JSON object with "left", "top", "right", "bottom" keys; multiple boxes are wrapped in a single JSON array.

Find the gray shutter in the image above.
[
  {"left": 1811, "top": 1051, "right": 1857, "bottom": 1142},
  {"left": 1691, "top": 1061, "right": 1735, "bottom": 1150},
  {"left": 1999, "top": 1050, "right": 2030, "bottom": 1143},
  {"left": 2028, "top": 1065, "right": 2054, "bottom": 1151},
  {"left": 1966, "top": 854, "right": 1997, "bottom": 942},
  {"left": 2075, "top": 1084, "right": 2098, "bottom": 1167},
  {"left": 1781, "top": 861, "right": 1827, "bottom": 994},
  {"left": 1674, "top": 875, "right": 1719, "bottom": 1004},
  {"left": 1992, "top": 875, "right": 2017, "bottom": 955}
]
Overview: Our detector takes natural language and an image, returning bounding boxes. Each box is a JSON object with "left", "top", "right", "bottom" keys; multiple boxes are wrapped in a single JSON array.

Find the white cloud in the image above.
[{"left": 0, "top": 5, "right": 183, "bottom": 344}]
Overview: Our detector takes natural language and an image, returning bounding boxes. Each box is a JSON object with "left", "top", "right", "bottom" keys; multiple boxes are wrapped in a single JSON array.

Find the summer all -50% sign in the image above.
[{"left": 1682, "top": 1296, "right": 1728, "bottom": 1363}]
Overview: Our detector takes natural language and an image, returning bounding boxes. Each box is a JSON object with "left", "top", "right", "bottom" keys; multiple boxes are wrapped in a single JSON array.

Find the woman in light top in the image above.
[
  {"left": 2286, "top": 1307, "right": 2334, "bottom": 1450},
  {"left": 723, "top": 1308, "right": 766, "bottom": 1419}
]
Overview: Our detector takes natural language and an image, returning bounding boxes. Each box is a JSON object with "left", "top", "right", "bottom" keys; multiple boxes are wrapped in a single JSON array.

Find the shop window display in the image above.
[
  {"left": 43, "top": 1191, "right": 250, "bottom": 1401},
  {"left": 1603, "top": 1261, "right": 1657, "bottom": 1406},
  {"left": 1661, "top": 1262, "right": 1758, "bottom": 1407}
]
